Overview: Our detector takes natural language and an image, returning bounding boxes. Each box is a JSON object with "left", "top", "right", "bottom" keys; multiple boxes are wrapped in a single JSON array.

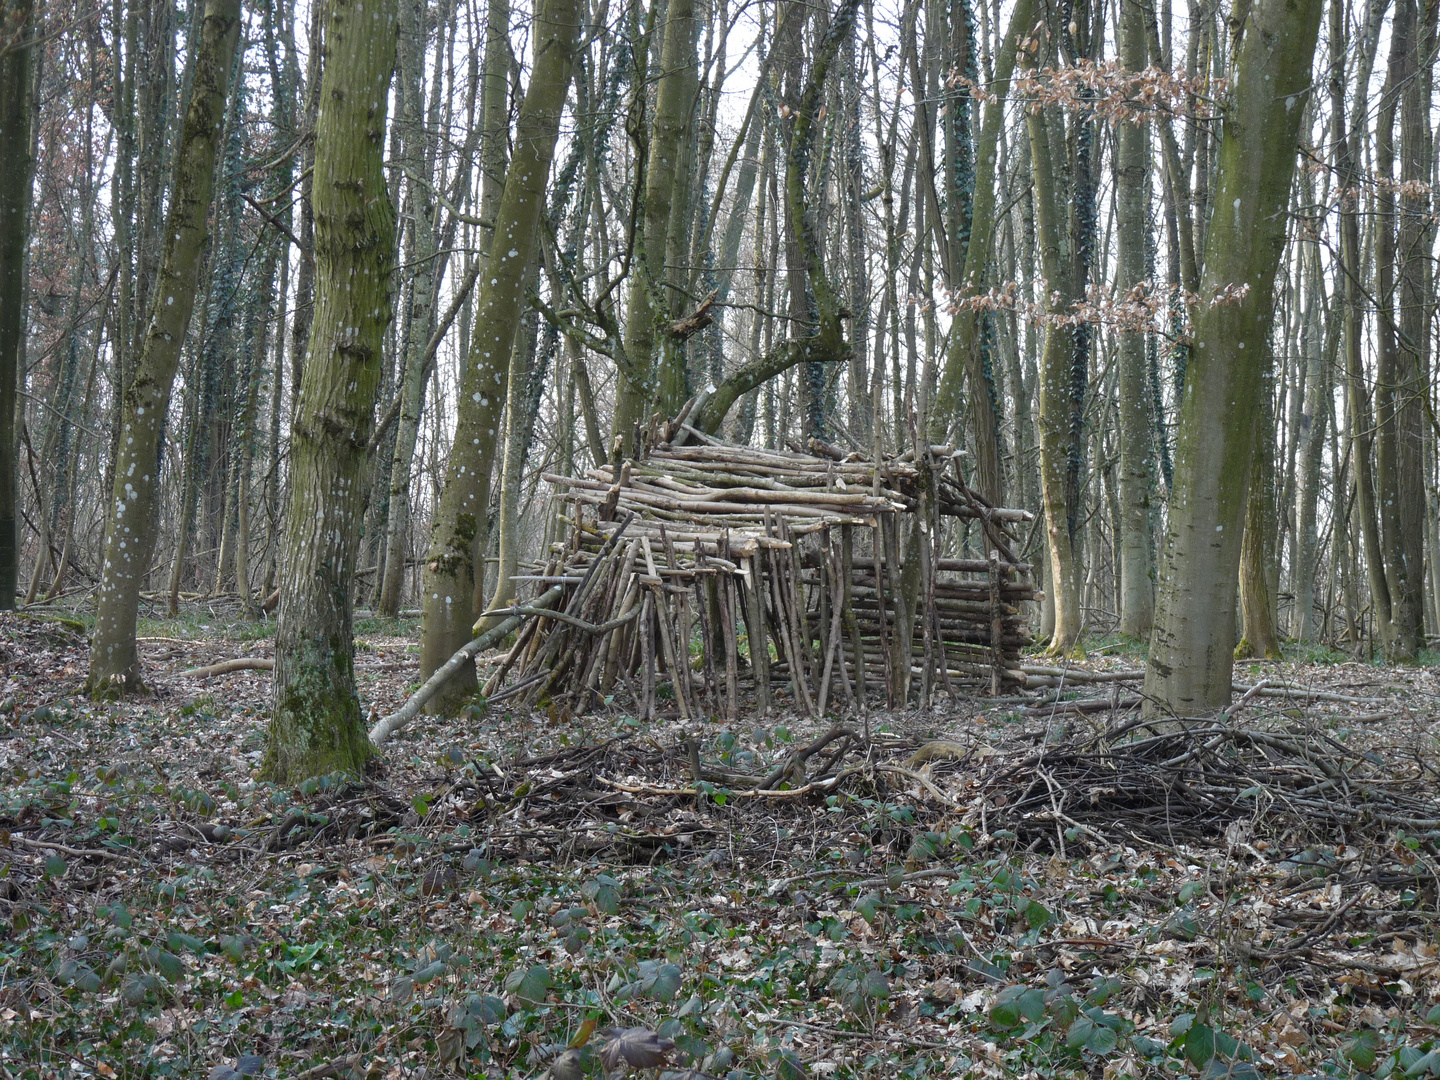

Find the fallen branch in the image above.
[
  {"left": 368, "top": 587, "right": 564, "bottom": 746},
  {"left": 873, "top": 764, "right": 964, "bottom": 808},
  {"left": 1232, "top": 682, "right": 1384, "bottom": 705},
  {"left": 8, "top": 834, "right": 134, "bottom": 862},
  {"left": 1021, "top": 665, "right": 1145, "bottom": 684},
  {"left": 181, "top": 658, "right": 275, "bottom": 677},
  {"left": 595, "top": 773, "right": 848, "bottom": 800}
]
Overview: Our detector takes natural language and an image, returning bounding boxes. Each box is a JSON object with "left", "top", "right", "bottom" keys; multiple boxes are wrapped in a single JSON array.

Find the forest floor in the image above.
[{"left": 1, "top": 604, "right": 1439, "bottom": 1080}]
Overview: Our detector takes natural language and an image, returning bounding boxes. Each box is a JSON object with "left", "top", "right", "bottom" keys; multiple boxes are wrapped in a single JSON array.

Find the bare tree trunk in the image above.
[
  {"left": 1237, "top": 352, "right": 1281, "bottom": 658},
  {"left": 1113, "top": 0, "right": 1154, "bottom": 638},
  {"left": 416, "top": 0, "right": 579, "bottom": 708},
  {"left": 1144, "top": 0, "right": 1324, "bottom": 714},
  {"left": 88, "top": 0, "right": 242, "bottom": 693},
  {"left": 613, "top": 0, "right": 698, "bottom": 441},
  {"left": 0, "top": 0, "right": 36, "bottom": 607},
  {"left": 377, "top": 0, "right": 438, "bottom": 618},
  {"left": 1293, "top": 246, "right": 1333, "bottom": 640},
  {"left": 1027, "top": 96, "right": 1084, "bottom": 655}
]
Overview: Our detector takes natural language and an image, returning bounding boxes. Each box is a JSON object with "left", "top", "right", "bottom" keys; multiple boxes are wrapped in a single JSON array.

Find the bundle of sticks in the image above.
[{"left": 494, "top": 435, "right": 1037, "bottom": 718}]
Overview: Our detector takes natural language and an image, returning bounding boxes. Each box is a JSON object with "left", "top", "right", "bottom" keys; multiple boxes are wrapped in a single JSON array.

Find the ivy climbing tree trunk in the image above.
[
  {"left": 927, "top": 0, "right": 1034, "bottom": 502},
  {"left": 262, "top": 0, "right": 399, "bottom": 783},
  {"left": 1144, "top": 0, "right": 1324, "bottom": 714},
  {"left": 415, "top": 0, "right": 579, "bottom": 709},
  {"left": 0, "top": 0, "right": 36, "bottom": 609},
  {"left": 87, "top": 0, "right": 242, "bottom": 693}
]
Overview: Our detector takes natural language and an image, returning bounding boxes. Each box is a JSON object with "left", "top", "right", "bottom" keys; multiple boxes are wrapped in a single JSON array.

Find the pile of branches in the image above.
[{"left": 973, "top": 717, "right": 1440, "bottom": 848}]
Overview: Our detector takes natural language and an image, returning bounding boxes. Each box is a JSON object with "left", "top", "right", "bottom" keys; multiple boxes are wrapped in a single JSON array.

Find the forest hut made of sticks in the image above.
[{"left": 477, "top": 408, "right": 1040, "bottom": 720}]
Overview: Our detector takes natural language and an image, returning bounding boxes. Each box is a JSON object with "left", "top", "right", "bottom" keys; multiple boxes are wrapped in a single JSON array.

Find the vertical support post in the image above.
[
  {"left": 841, "top": 524, "right": 865, "bottom": 708},
  {"left": 718, "top": 530, "right": 740, "bottom": 721},
  {"left": 744, "top": 553, "right": 771, "bottom": 714},
  {"left": 989, "top": 547, "right": 1004, "bottom": 696}
]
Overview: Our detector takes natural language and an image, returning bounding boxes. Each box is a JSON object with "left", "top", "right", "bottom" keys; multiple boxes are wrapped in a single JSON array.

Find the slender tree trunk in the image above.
[
  {"left": 1027, "top": 97, "right": 1084, "bottom": 655},
  {"left": 263, "top": 0, "right": 400, "bottom": 782},
  {"left": 0, "top": 0, "right": 36, "bottom": 607},
  {"left": 416, "top": 0, "right": 579, "bottom": 707},
  {"left": 1237, "top": 351, "right": 1281, "bottom": 658},
  {"left": 613, "top": 0, "right": 698, "bottom": 442},
  {"left": 377, "top": 0, "right": 438, "bottom": 618},
  {"left": 1388, "top": 0, "right": 1435, "bottom": 654},
  {"left": 486, "top": 263, "right": 540, "bottom": 619},
  {"left": 928, "top": 0, "right": 1033, "bottom": 500},
  {"left": 1144, "top": 0, "right": 1324, "bottom": 714},
  {"left": 1294, "top": 250, "right": 1333, "bottom": 640},
  {"left": 88, "top": 0, "right": 242, "bottom": 693},
  {"left": 1114, "top": 0, "right": 1154, "bottom": 638}
]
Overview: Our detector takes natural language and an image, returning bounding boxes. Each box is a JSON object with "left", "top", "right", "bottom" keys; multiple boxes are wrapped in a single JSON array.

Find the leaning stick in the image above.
[
  {"left": 475, "top": 604, "right": 641, "bottom": 636},
  {"left": 369, "top": 586, "right": 564, "bottom": 746}
]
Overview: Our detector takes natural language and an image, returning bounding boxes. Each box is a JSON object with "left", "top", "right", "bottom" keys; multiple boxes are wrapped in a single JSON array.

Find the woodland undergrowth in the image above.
[{"left": 1, "top": 608, "right": 1438, "bottom": 1080}]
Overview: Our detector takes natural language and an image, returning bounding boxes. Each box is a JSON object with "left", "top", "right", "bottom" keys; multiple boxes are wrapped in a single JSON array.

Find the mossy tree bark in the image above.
[
  {"left": 1324, "top": 0, "right": 1392, "bottom": 656},
  {"left": 0, "top": 0, "right": 36, "bottom": 610},
  {"left": 1144, "top": 0, "right": 1324, "bottom": 714},
  {"left": 1375, "top": 0, "right": 1435, "bottom": 657},
  {"left": 612, "top": 0, "right": 698, "bottom": 445},
  {"left": 780, "top": 0, "right": 860, "bottom": 416},
  {"left": 415, "top": 0, "right": 579, "bottom": 708},
  {"left": 87, "top": 0, "right": 242, "bottom": 693},
  {"left": 262, "top": 0, "right": 399, "bottom": 783}
]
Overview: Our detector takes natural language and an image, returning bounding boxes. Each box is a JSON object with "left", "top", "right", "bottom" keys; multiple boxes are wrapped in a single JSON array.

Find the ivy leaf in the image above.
[
  {"left": 504, "top": 963, "right": 551, "bottom": 1007},
  {"left": 860, "top": 969, "right": 890, "bottom": 1000},
  {"left": 1066, "top": 1017, "right": 1096, "bottom": 1050},
  {"left": 1022, "top": 899, "right": 1052, "bottom": 930},
  {"left": 1344, "top": 1030, "right": 1379, "bottom": 1071},
  {"left": 1086, "top": 1025, "right": 1119, "bottom": 1054},
  {"left": 648, "top": 963, "right": 683, "bottom": 1002},
  {"left": 1017, "top": 987, "right": 1045, "bottom": 1022},
  {"left": 771, "top": 1048, "right": 805, "bottom": 1080},
  {"left": 1184, "top": 1022, "right": 1217, "bottom": 1067},
  {"left": 121, "top": 973, "right": 152, "bottom": 1004},
  {"left": 989, "top": 984, "right": 1026, "bottom": 1030},
  {"left": 468, "top": 993, "right": 506, "bottom": 1025},
  {"left": 600, "top": 1027, "right": 674, "bottom": 1072},
  {"left": 146, "top": 948, "right": 184, "bottom": 982},
  {"left": 167, "top": 932, "right": 205, "bottom": 955},
  {"left": 413, "top": 959, "right": 447, "bottom": 984},
  {"left": 1202, "top": 1062, "right": 1261, "bottom": 1080}
]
